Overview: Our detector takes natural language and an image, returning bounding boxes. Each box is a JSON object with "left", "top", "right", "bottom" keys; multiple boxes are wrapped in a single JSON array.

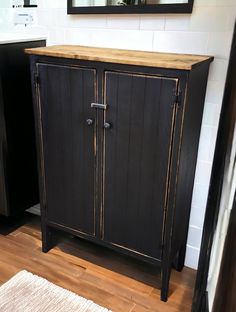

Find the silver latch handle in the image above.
[{"left": 91, "top": 103, "right": 107, "bottom": 110}]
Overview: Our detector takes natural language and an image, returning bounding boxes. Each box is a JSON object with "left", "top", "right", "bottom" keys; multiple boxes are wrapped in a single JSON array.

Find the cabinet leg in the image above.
[
  {"left": 173, "top": 244, "right": 186, "bottom": 272},
  {"left": 161, "top": 264, "right": 171, "bottom": 302},
  {"left": 41, "top": 225, "right": 56, "bottom": 253}
]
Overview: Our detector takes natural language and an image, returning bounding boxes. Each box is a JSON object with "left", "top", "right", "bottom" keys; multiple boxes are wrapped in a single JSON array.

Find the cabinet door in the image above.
[
  {"left": 103, "top": 71, "right": 178, "bottom": 260},
  {"left": 38, "top": 64, "right": 96, "bottom": 236}
]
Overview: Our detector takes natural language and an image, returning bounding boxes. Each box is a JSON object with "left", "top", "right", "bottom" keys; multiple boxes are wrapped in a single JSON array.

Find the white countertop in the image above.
[{"left": 0, "top": 32, "right": 46, "bottom": 44}]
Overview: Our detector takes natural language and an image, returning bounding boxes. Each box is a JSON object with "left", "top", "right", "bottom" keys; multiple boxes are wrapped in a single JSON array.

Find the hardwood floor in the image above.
[{"left": 0, "top": 213, "right": 195, "bottom": 311}]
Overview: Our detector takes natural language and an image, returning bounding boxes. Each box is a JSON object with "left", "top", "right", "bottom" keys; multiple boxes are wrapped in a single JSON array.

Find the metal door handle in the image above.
[
  {"left": 86, "top": 118, "right": 94, "bottom": 126},
  {"left": 91, "top": 103, "right": 107, "bottom": 110},
  {"left": 104, "top": 122, "right": 112, "bottom": 129}
]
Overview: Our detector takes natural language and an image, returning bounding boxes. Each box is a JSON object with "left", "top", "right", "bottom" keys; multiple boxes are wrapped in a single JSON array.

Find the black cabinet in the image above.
[
  {"left": 0, "top": 40, "right": 45, "bottom": 216},
  {"left": 27, "top": 45, "right": 213, "bottom": 301}
]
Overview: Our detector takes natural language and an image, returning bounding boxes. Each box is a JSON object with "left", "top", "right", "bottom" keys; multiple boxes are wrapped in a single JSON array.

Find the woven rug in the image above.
[{"left": 0, "top": 270, "right": 112, "bottom": 312}]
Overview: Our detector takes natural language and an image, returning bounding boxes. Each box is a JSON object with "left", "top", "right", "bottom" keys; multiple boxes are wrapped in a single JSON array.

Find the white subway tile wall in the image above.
[{"left": 0, "top": 0, "right": 235, "bottom": 269}]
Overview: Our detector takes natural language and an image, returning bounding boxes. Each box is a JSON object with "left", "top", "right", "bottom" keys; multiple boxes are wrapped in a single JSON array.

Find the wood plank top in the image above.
[{"left": 25, "top": 45, "right": 213, "bottom": 70}]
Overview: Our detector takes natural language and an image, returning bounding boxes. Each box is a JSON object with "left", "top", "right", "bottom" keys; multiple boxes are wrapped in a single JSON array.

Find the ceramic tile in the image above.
[{"left": 153, "top": 31, "right": 209, "bottom": 54}]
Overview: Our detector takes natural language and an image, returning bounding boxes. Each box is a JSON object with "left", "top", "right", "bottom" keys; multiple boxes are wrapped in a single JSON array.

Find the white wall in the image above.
[
  {"left": 0, "top": 0, "right": 11, "bottom": 8},
  {"left": 0, "top": 0, "right": 235, "bottom": 269}
]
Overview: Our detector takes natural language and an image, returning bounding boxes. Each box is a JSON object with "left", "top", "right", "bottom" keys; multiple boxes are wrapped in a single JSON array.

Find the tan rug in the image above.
[{"left": 0, "top": 271, "right": 112, "bottom": 312}]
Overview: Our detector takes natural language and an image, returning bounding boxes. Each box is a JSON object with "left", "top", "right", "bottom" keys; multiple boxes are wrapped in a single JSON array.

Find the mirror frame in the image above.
[
  {"left": 23, "top": 0, "right": 37, "bottom": 7},
  {"left": 67, "top": 0, "right": 194, "bottom": 14}
]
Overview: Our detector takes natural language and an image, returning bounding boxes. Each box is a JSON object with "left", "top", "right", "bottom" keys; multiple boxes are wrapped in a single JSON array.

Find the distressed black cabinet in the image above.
[
  {"left": 27, "top": 46, "right": 213, "bottom": 301},
  {"left": 0, "top": 39, "right": 45, "bottom": 216}
]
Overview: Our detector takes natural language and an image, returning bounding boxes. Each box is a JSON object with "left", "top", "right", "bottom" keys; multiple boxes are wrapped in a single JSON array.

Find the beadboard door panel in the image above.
[
  {"left": 38, "top": 63, "right": 96, "bottom": 236},
  {"left": 103, "top": 71, "right": 178, "bottom": 260}
]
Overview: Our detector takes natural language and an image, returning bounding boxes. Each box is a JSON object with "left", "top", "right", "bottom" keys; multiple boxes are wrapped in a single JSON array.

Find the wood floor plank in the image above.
[
  {"left": 0, "top": 213, "right": 196, "bottom": 311},
  {"left": 80, "top": 268, "right": 152, "bottom": 302}
]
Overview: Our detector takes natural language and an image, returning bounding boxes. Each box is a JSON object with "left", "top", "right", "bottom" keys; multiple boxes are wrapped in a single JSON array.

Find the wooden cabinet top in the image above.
[{"left": 25, "top": 45, "right": 213, "bottom": 71}]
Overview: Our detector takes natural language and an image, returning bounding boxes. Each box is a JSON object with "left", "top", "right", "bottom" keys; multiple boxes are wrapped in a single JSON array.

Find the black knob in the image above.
[
  {"left": 104, "top": 122, "right": 112, "bottom": 129},
  {"left": 86, "top": 118, "right": 94, "bottom": 126}
]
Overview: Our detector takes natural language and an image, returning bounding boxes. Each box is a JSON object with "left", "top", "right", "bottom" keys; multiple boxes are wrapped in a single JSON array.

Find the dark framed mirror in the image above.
[
  {"left": 23, "top": 0, "right": 37, "bottom": 7},
  {"left": 67, "top": 0, "right": 194, "bottom": 14}
]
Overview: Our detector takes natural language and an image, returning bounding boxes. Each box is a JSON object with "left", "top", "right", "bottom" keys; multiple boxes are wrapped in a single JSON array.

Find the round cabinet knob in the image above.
[
  {"left": 104, "top": 122, "right": 112, "bottom": 129},
  {"left": 86, "top": 118, "right": 94, "bottom": 126}
]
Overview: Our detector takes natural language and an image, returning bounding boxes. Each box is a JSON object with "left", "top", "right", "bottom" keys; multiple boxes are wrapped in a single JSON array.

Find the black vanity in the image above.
[{"left": 0, "top": 36, "right": 46, "bottom": 216}]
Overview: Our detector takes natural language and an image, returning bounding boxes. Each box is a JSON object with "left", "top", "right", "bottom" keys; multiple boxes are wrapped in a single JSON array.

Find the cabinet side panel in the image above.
[
  {"left": 0, "top": 77, "right": 8, "bottom": 215},
  {"left": 171, "top": 63, "right": 210, "bottom": 260}
]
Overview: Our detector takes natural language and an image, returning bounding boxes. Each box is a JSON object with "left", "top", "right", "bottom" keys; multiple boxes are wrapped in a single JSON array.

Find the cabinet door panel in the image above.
[
  {"left": 38, "top": 64, "right": 96, "bottom": 235},
  {"left": 103, "top": 71, "right": 178, "bottom": 259}
]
